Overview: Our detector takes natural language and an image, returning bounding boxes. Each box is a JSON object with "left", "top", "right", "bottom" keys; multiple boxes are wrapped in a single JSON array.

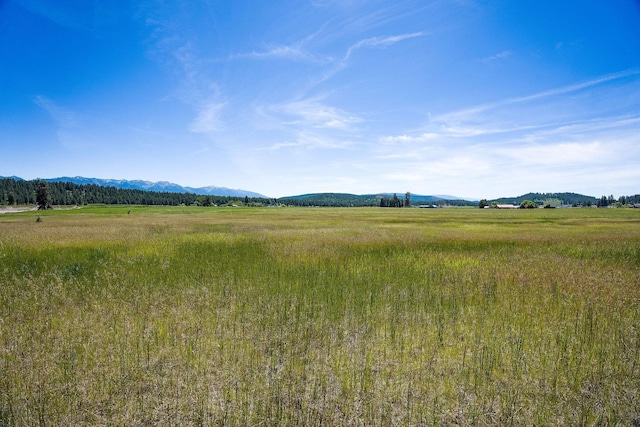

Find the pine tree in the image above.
[{"left": 36, "top": 181, "right": 52, "bottom": 210}]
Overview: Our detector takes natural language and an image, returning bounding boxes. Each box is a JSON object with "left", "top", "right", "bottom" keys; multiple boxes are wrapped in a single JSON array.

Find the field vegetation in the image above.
[{"left": 1, "top": 206, "right": 639, "bottom": 425}]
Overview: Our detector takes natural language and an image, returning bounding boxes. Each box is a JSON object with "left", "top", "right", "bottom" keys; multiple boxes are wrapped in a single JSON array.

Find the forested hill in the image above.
[
  {"left": 0, "top": 177, "right": 273, "bottom": 206},
  {"left": 278, "top": 193, "right": 380, "bottom": 206},
  {"left": 491, "top": 192, "right": 598, "bottom": 206},
  {"left": 278, "top": 193, "right": 477, "bottom": 207}
]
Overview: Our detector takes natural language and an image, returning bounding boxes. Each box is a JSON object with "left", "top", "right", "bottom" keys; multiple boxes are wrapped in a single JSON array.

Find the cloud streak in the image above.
[
  {"left": 34, "top": 96, "right": 80, "bottom": 129},
  {"left": 32, "top": 95, "right": 99, "bottom": 150},
  {"left": 343, "top": 32, "right": 426, "bottom": 62},
  {"left": 481, "top": 50, "right": 513, "bottom": 62},
  {"left": 268, "top": 96, "right": 362, "bottom": 130},
  {"left": 434, "top": 68, "right": 640, "bottom": 124},
  {"left": 302, "top": 31, "right": 428, "bottom": 93},
  {"left": 228, "top": 27, "right": 331, "bottom": 64},
  {"left": 230, "top": 45, "right": 322, "bottom": 62},
  {"left": 189, "top": 100, "right": 226, "bottom": 133}
]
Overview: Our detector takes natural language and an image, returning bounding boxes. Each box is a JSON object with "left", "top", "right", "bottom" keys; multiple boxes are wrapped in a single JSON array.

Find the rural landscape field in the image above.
[{"left": 1, "top": 206, "right": 639, "bottom": 426}]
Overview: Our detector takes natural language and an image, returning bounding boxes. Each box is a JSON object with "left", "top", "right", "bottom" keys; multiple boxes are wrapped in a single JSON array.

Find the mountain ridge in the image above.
[{"left": 40, "top": 176, "right": 268, "bottom": 198}]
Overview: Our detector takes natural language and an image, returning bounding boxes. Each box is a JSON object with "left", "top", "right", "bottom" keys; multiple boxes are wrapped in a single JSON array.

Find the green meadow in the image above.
[{"left": 1, "top": 206, "right": 639, "bottom": 426}]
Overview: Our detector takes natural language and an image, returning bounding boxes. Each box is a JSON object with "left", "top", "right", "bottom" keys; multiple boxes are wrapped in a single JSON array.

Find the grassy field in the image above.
[{"left": 1, "top": 206, "right": 639, "bottom": 426}]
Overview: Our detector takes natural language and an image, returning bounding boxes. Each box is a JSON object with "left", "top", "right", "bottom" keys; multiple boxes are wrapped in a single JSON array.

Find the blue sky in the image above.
[{"left": 2, "top": 0, "right": 640, "bottom": 198}]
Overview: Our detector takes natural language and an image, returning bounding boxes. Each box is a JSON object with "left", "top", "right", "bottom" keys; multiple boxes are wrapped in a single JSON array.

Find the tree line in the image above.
[
  {"left": 490, "top": 192, "right": 598, "bottom": 207},
  {"left": 595, "top": 194, "right": 640, "bottom": 207},
  {"left": 5, "top": 178, "right": 635, "bottom": 209},
  {"left": 379, "top": 193, "right": 410, "bottom": 207},
  {"left": 0, "top": 178, "right": 274, "bottom": 207},
  {"left": 279, "top": 193, "right": 380, "bottom": 207},
  {"left": 280, "top": 192, "right": 477, "bottom": 207},
  {"left": 479, "top": 193, "right": 640, "bottom": 208}
]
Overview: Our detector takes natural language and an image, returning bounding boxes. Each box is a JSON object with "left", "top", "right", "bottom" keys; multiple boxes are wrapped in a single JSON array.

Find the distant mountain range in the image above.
[
  {"left": 35, "top": 176, "right": 269, "bottom": 198},
  {"left": 1, "top": 176, "right": 268, "bottom": 198}
]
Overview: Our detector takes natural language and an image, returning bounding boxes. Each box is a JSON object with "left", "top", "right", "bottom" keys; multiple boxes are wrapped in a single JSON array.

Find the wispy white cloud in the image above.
[
  {"left": 189, "top": 100, "right": 226, "bottom": 133},
  {"left": 379, "top": 123, "right": 545, "bottom": 143},
  {"left": 228, "top": 28, "right": 332, "bottom": 64},
  {"left": 515, "top": 115, "right": 640, "bottom": 144},
  {"left": 343, "top": 32, "right": 426, "bottom": 61},
  {"left": 231, "top": 45, "right": 319, "bottom": 62},
  {"left": 269, "top": 96, "right": 362, "bottom": 130},
  {"left": 314, "top": 2, "right": 433, "bottom": 44},
  {"left": 306, "top": 31, "right": 428, "bottom": 91},
  {"left": 481, "top": 50, "right": 513, "bottom": 62},
  {"left": 403, "top": 112, "right": 640, "bottom": 151},
  {"left": 434, "top": 68, "right": 640, "bottom": 124},
  {"left": 140, "top": 4, "right": 228, "bottom": 134},
  {"left": 509, "top": 69, "right": 640, "bottom": 104},
  {"left": 241, "top": 95, "right": 364, "bottom": 154},
  {"left": 264, "top": 132, "right": 354, "bottom": 151},
  {"left": 379, "top": 133, "right": 439, "bottom": 144},
  {"left": 34, "top": 96, "right": 80, "bottom": 129},
  {"left": 257, "top": 141, "right": 307, "bottom": 152},
  {"left": 33, "top": 95, "right": 98, "bottom": 150},
  {"left": 193, "top": 145, "right": 211, "bottom": 155}
]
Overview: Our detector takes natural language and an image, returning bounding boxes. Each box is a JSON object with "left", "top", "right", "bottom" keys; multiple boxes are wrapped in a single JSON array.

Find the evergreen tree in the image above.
[
  {"left": 36, "top": 181, "right": 52, "bottom": 210},
  {"left": 597, "top": 195, "right": 608, "bottom": 208}
]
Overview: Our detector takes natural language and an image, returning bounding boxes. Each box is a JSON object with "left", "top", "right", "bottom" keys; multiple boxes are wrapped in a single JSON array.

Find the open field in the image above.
[{"left": 1, "top": 206, "right": 639, "bottom": 426}]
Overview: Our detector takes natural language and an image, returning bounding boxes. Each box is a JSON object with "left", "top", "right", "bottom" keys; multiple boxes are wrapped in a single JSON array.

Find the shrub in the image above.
[{"left": 520, "top": 200, "right": 537, "bottom": 209}]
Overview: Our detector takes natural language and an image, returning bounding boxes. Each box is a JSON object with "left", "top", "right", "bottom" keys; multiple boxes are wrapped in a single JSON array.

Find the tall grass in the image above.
[{"left": 1, "top": 207, "right": 639, "bottom": 425}]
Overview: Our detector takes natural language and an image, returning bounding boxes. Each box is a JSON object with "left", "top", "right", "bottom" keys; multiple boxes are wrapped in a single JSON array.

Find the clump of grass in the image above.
[{"left": 0, "top": 207, "right": 639, "bottom": 425}]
